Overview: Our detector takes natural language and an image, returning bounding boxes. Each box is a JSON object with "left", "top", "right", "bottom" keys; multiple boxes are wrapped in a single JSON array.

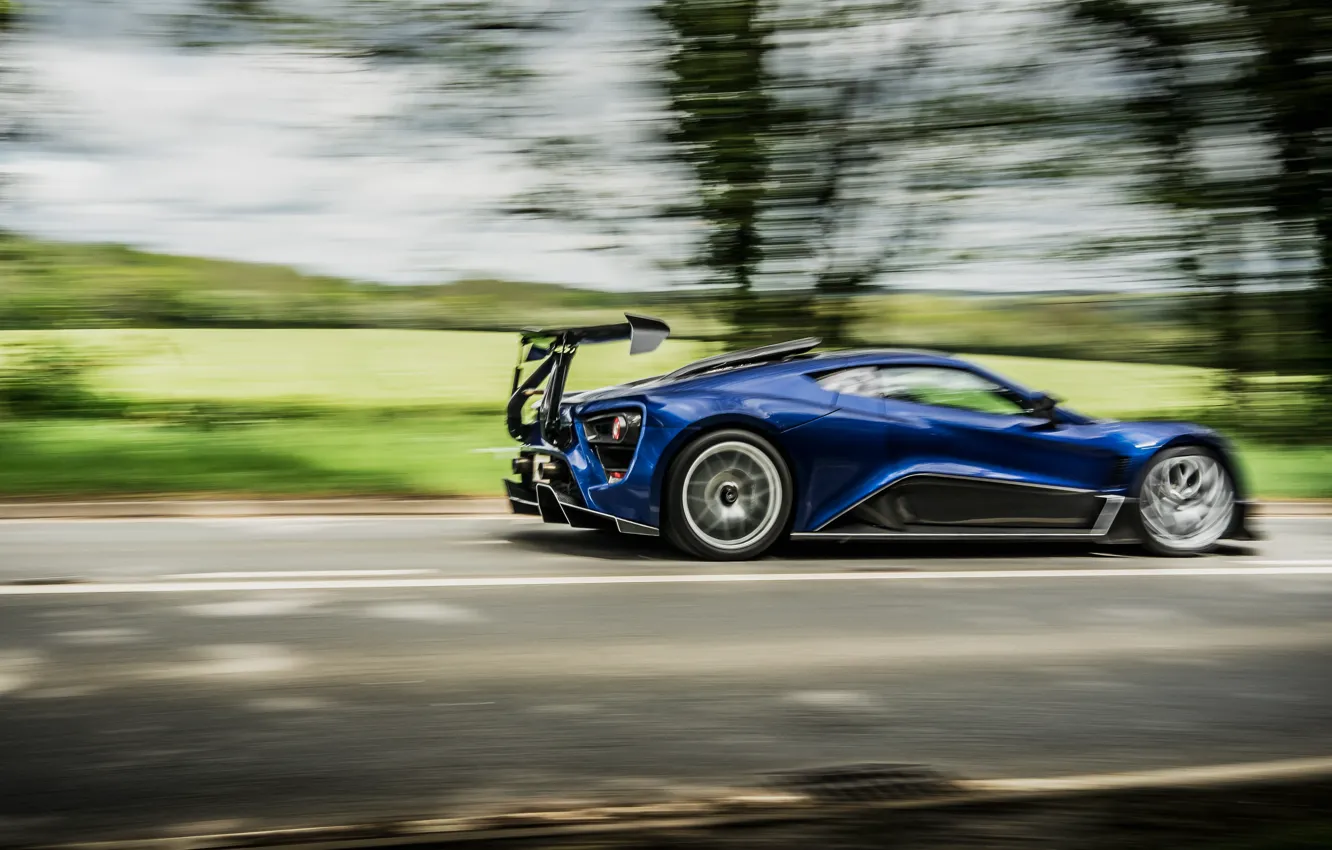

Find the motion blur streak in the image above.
[
  {"left": 0, "top": 0, "right": 1329, "bottom": 846},
  {"left": 1, "top": 517, "right": 1331, "bottom": 846},
  {"left": 3, "top": 563, "right": 1332, "bottom": 596}
]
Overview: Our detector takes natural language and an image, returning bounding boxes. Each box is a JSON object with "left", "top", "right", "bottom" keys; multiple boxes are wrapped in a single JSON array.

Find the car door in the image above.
[{"left": 871, "top": 365, "right": 1118, "bottom": 529}]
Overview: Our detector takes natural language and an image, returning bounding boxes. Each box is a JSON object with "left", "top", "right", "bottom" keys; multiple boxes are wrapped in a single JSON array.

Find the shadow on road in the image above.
[
  {"left": 504, "top": 526, "right": 683, "bottom": 561},
  {"left": 503, "top": 526, "right": 1258, "bottom": 565}
]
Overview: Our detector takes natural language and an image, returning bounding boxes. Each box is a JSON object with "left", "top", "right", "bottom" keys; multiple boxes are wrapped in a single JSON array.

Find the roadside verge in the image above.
[
  {"left": 32, "top": 757, "right": 1332, "bottom": 850},
  {"left": 0, "top": 498, "right": 513, "bottom": 519}
]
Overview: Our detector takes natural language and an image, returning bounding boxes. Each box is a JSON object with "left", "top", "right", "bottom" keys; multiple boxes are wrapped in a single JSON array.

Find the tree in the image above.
[
  {"left": 1071, "top": 0, "right": 1250, "bottom": 385},
  {"left": 653, "top": 0, "right": 776, "bottom": 342},
  {"left": 1235, "top": 0, "right": 1332, "bottom": 395},
  {"left": 0, "top": 0, "right": 20, "bottom": 193},
  {"left": 508, "top": 0, "right": 973, "bottom": 348},
  {"left": 1070, "top": 0, "right": 1332, "bottom": 425},
  {"left": 172, "top": 0, "right": 546, "bottom": 124}
]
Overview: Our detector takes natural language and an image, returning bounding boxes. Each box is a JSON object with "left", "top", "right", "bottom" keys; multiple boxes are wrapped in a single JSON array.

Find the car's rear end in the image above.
[{"left": 502, "top": 315, "right": 669, "bottom": 534}]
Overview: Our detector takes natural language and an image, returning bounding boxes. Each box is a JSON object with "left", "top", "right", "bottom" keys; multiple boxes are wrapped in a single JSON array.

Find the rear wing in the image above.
[{"left": 507, "top": 314, "right": 670, "bottom": 443}]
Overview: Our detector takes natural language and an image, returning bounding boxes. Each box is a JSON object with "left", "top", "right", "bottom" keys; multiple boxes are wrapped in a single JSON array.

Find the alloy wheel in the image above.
[
  {"left": 1139, "top": 453, "right": 1234, "bottom": 552},
  {"left": 681, "top": 441, "right": 784, "bottom": 552}
]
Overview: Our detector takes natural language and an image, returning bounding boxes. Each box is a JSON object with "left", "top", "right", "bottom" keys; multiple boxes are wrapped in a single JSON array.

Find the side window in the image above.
[
  {"left": 818, "top": 365, "right": 1025, "bottom": 415},
  {"left": 878, "top": 367, "right": 1025, "bottom": 415},
  {"left": 816, "top": 367, "right": 882, "bottom": 398}
]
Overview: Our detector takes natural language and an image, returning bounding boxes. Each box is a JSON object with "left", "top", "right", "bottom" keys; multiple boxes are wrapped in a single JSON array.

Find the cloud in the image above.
[
  {"left": 1, "top": 0, "right": 1172, "bottom": 292},
  {"left": 2, "top": 24, "right": 656, "bottom": 288}
]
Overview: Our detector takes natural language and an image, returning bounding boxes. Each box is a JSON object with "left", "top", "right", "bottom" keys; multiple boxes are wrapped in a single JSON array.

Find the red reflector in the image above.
[
  {"left": 609, "top": 471, "right": 625, "bottom": 481},
  {"left": 611, "top": 415, "right": 626, "bottom": 441}
]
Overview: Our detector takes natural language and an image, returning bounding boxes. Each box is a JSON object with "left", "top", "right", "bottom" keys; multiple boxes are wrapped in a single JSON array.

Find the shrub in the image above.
[{"left": 0, "top": 341, "right": 123, "bottom": 418}]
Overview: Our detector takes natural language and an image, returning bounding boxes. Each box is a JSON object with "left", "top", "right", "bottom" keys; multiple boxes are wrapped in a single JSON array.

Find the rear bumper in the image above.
[
  {"left": 503, "top": 479, "right": 541, "bottom": 516},
  {"left": 504, "top": 478, "right": 658, "bottom": 537}
]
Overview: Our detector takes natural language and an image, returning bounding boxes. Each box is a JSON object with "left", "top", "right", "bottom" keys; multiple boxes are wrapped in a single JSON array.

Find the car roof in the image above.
[{"left": 660, "top": 347, "right": 978, "bottom": 389}]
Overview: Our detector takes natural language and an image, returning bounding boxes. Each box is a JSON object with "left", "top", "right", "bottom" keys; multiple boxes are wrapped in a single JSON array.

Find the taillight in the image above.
[
  {"left": 584, "top": 410, "right": 643, "bottom": 483},
  {"left": 584, "top": 411, "right": 642, "bottom": 444}
]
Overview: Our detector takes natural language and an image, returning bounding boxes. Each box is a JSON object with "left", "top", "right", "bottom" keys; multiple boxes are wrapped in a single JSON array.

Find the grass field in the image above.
[
  {"left": 0, "top": 415, "right": 511, "bottom": 497},
  {"left": 0, "top": 329, "right": 1326, "bottom": 498},
  {"left": 0, "top": 329, "right": 713, "bottom": 408},
  {"left": 1, "top": 328, "right": 1219, "bottom": 416}
]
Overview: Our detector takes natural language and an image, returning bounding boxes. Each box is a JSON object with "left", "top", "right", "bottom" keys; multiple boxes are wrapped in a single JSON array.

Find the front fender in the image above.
[{"left": 1109, "top": 421, "right": 1248, "bottom": 501}]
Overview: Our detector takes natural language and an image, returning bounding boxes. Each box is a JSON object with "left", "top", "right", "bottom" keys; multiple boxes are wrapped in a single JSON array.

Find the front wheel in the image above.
[
  {"left": 663, "top": 430, "right": 793, "bottom": 561},
  {"left": 1135, "top": 446, "right": 1236, "bottom": 556}
]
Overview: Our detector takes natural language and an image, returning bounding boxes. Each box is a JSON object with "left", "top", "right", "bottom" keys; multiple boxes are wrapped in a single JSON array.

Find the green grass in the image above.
[
  {"left": 0, "top": 328, "right": 713, "bottom": 408},
  {"left": 971, "top": 354, "right": 1218, "bottom": 418},
  {"left": 0, "top": 414, "right": 513, "bottom": 498},
  {"left": 1239, "top": 444, "right": 1332, "bottom": 499},
  {"left": 0, "top": 328, "right": 1326, "bottom": 499},
  {"left": 1, "top": 329, "right": 1213, "bottom": 416},
  {"left": 3, "top": 232, "right": 1317, "bottom": 371},
  {"left": 0, "top": 233, "right": 726, "bottom": 337}
]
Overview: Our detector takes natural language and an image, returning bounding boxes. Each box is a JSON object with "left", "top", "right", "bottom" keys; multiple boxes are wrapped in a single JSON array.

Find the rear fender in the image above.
[{"left": 648, "top": 407, "right": 822, "bottom": 528}]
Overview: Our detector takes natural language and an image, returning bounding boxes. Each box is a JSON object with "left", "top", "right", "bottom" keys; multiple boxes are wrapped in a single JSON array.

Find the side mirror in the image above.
[{"left": 1028, "top": 392, "right": 1062, "bottom": 425}]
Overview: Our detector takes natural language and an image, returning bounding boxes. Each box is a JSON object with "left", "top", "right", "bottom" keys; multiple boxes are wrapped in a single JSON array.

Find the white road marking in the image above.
[
  {"left": 164, "top": 570, "right": 436, "bottom": 579},
  {"left": 2, "top": 564, "right": 1332, "bottom": 596}
]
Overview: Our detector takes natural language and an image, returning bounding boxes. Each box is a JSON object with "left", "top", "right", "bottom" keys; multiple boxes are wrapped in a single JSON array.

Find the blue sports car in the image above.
[{"left": 503, "top": 314, "right": 1254, "bottom": 560}]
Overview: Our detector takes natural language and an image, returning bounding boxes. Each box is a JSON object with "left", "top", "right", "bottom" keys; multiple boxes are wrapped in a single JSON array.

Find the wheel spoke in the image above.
[
  {"left": 721, "top": 511, "right": 738, "bottom": 538},
  {"left": 699, "top": 504, "right": 723, "bottom": 533}
]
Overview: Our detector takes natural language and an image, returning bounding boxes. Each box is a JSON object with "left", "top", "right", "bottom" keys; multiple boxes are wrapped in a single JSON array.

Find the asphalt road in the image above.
[{"left": 0, "top": 516, "right": 1329, "bottom": 845}]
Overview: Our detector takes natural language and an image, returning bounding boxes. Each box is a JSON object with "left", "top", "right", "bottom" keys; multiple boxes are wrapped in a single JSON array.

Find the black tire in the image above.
[
  {"left": 1133, "top": 445, "right": 1236, "bottom": 557},
  {"left": 663, "top": 429, "right": 794, "bottom": 561}
]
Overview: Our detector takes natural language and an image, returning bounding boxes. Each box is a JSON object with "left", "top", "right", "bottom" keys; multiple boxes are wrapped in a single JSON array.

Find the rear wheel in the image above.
[
  {"left": 1135, "top": 446, "right": 1235, "bottom": 556},
  {"left": 664, "top": 430, "right": 793, "bottom": 561}
]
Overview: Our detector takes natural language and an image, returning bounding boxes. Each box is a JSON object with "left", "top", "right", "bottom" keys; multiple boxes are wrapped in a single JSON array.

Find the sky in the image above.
[{"left": 0, "top": 0, "right": 1181, "bottom": 292}]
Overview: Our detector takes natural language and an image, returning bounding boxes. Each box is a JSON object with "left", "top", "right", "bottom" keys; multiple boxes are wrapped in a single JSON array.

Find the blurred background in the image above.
[
  {"left": 0, "top": 0, "right": 1328, "bottom": 499},
  {"left": 2, "top": 6, "right": 1332, "bottom": 848}
]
